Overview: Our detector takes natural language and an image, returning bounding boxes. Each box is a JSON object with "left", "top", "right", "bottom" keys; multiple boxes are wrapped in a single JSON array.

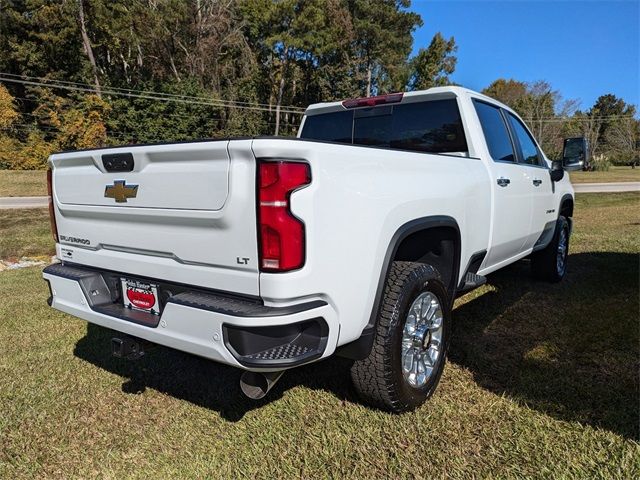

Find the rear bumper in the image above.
[{"left": 43, "top": 263, "right": 338, "bottom": 371}]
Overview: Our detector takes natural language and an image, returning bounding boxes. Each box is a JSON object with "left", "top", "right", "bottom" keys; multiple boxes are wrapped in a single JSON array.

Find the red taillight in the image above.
[
  {"left": 258, "top": 161, "right": 311, "bottom": 272},
  {"left": 342, "top": 92, "right": 403, "bottom": 109},
  {"left": 47, "top": 168, "right": 58, "bottom": 242}
]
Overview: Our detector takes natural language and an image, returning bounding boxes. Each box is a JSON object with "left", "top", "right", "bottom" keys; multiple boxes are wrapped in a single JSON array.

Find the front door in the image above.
[{"left": 504, "top": 111, "right": 556, "bottom": 248}]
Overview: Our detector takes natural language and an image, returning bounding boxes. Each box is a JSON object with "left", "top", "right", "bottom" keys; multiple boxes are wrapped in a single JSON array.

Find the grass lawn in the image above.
[
  {"left": 0, "top": 193, "right": 638, "bottom": 477},
  {"left": 0, "top": 170, "right": 47, "bottom": 197},
  {"left": 569, "top": 165, "right": 640, "bottom": 183},
  {"left": 0, "top": 208, "right": 55, "bottom": 261}
]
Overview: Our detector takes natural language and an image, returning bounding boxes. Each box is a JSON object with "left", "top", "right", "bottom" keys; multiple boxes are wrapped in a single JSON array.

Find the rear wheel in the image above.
[
  {"left": 351, "top": 261, "right": 451, "bottom": 412},
  {"left": 531, "top": 215, "right": 570, "bottom": 282}
]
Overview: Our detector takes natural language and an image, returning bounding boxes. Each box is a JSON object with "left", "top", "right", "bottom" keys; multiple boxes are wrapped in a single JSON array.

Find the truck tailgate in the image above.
[
  {"left": 49, "top": 139, "right": 260, "bottom": 295},
  {"left": 54, "top": 141, "right": 230, "bottom": 209}
]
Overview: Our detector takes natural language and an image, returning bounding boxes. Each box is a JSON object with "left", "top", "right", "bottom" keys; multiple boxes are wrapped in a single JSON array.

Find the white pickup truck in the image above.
[{"left": 43, "top": 86, "right": 580, "bottom": 412}]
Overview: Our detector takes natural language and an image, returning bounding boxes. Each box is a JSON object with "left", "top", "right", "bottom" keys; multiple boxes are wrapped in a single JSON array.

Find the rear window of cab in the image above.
[{"left": 300, "top": 99, "right": 468, "bottom": 155}]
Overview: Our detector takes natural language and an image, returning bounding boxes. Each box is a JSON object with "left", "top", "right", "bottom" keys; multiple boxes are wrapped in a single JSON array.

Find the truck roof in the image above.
[{"left": 304, "top": 86, "right": 513, "bottom": 116}]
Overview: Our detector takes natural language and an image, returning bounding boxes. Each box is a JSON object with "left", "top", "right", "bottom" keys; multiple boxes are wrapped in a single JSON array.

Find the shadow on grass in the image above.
[
  {"left": 74, "top": 251, "right": 639, "bottom": 438},
  {"left": 74, "top": 323, "right": 355, "bottom": 422},
  {"left": 450, "top": 251, "right": 639, "bottom": 440}
]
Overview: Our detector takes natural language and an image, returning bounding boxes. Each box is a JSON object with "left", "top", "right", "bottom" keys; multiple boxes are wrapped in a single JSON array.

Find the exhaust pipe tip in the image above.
[{"left": 240, "top": 371, "right": 284, "bottom": 400}]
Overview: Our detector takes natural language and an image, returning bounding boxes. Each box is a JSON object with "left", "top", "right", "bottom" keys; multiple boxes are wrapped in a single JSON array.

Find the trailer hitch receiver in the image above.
[{"left": 112, "top": 335, "right": 146, "bottom": 360}]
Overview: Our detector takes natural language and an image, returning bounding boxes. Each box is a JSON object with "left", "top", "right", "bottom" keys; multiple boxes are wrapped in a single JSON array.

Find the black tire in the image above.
[
  {"left": 531, "top": 215, "right": 570, "bottom": 283},
  {"left": 350, "top": 261, "right": 451, "bottom": 412}
]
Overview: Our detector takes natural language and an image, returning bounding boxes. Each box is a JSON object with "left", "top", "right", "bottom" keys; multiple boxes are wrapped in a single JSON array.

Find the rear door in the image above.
[
  {"left": 50, "top": 139, "right": 260, "bottom": 295},
  {"left": 473, "top": 100, "right": 533, "bottom": 267}
]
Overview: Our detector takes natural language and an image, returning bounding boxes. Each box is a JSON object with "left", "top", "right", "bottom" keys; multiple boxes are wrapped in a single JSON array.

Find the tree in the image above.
[
  {"left": 605, "top": 117, "right": 640, "bottom": 163},
  {"left": 590, "top": 94, "right": 637, "bottom": 153},
  {"left": 482, "top": 79, "right": 528, "bottom": 108},
  {"left": 592, "top": 93, "right": 636, "bottom": 120},
  {"left": 347, "top": 0, "right": 422, "bottom": 96},
  {"left": 563, "top": 111, "right": 603, "bottom": 158},
  {"left": 77, "top": 0, "right": 102, "bottom": 97},
  {"left": 0, "top": 0, "right": 86, "bottom": 81},
  {"left": 0, "top": 0, "right": 432, "bottom": 149},
  {"left": 0, "top": 85, "right": 19, "bottom": 129},
  {"left": 407, "top": 32, "right": 457, "bottom": 91},
  {"left": 0, "top": 85, "right": 22, "bottom": 169},
  {"left": 0, "top": 85, "right": 110, "bottom": 169},
  {"left": 51, "top": 94, "right": 110, "bottom": 151},
  {"left": 105, "top": 80, "right": 230, "bottom": 142},
  {"left": 483, "top": 79, "right": 578, "bottom": 157},
  {"left": 562, "top": 95, "right": 638, "bottom": 159},
  {"left": 241, "top": 0, "right": 358, "bottom": 134}
]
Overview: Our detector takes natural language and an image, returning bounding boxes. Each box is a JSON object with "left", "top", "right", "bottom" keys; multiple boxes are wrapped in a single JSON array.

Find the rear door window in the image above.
[
  {"left": 300, "top": 98, "right": 468, "bottom": 154},
  {"left": 390, "top": 100, "right": 467, "bottom": 153},
  {"left": 473, "top": 100, "right": 516, "bottom": 162}
]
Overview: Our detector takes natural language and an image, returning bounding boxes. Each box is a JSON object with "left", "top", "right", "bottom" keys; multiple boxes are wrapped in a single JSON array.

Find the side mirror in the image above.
[
  {"left": 550, "top": 160, "right": 565, "bottom": 182},
  {"left": 562, "top": 137, "right": 589, "bottom": 171}
]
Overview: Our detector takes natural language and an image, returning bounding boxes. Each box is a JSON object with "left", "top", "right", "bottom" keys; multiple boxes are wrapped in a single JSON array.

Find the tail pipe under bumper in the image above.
[{"left": 240, "top": 371, "right": 285, "bottom": 400}]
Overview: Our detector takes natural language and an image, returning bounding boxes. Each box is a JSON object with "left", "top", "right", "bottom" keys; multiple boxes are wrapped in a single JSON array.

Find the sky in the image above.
[{"left": 410, "top": 0, "right": 639, "bottom": 111}]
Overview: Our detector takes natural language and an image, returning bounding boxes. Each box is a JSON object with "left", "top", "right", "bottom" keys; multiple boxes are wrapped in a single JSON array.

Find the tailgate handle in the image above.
[{"left": 102, "top": 153, "right": 134, "bottom": 172}]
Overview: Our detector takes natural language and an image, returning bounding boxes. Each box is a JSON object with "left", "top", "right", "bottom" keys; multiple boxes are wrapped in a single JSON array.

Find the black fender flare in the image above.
[
  {"left": 559, "top": 193, "right": 574, "bottom": 234},
  {"left": 336, "top": 215, "right": 461, "bottom": 360},
  {"left": 532, "top": 193, "right": 574, "bottom": 253}
]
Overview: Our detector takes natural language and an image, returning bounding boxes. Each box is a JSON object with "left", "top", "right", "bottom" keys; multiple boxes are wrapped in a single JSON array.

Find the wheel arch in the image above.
[
  {"left": 336, "top": 216, "right": 461, "bottom": 360},
  {"left": 559, "top": 193, "right": 574, "bottom": 233},
  {"left": 559, "top": 193, "right": 574, "bottom": 219}
]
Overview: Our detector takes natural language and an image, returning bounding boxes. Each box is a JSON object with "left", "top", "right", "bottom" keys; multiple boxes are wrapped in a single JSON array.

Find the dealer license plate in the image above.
[{"left": 121, "top": 278, "right": 160, "bottom": 315}]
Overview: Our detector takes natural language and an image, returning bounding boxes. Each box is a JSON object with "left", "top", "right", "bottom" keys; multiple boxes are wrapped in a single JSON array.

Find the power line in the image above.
[
  {"left": 0, "top": 122, "right": 151, "bottom": 136},
  {"left": 11, "top": 95, "right": 628, "bottom": 123},
  {"left": 0, "top": 72, "right": 305, "bottom": 111},
  {"left": 523, "top": 115, "right": 637, "bottom": 123},
  {"left": 0, "top": 125, "right": 143, "bottom": 140},
  {"left": 6, "top": 75, "right": 632, "bottom": 125},
  {"left": 5, "top": 100, "right": 300, "bottom": 128},
  {"left": 15, "top": 111, "right": 226, "bottom": 124},
  {"left": 11, "top": 100, "right": 299, "bottom": 128},
  {"left": 10, "top": 99, "right": 233, "bottom": 124},
  {"left": 1, "top": 121, "right": 299, "bottom": 138},
  {"left": 0, "top": 75, "right": 305, "bottom": 115}
]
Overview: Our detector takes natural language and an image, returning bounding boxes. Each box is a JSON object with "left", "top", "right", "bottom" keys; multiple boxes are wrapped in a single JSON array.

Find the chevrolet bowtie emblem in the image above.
[{"left": 104, "top": 180, "right": 138, "bottom": 203}]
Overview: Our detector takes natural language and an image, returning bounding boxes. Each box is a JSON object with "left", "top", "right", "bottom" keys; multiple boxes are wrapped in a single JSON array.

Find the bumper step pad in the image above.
[
  {"left": 459, "top": 272, "right": 487, "bottom": 294},
  {"left": 223, "top": 319, "right": 329, "bottom": 368},
  {"left": 246, "top": 343, "right": 311, "bottom": 362}
]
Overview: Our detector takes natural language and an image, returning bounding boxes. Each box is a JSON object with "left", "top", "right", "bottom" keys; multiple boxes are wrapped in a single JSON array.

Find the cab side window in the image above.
[
  {"left": 506, "top": 113, "right": 544, "bottom": 166},
  {"left": 473, "top": 100, "right": 515, "bottom": 162}
]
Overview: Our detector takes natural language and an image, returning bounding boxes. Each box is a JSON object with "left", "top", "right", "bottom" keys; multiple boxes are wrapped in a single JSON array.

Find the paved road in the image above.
[
  {"left": 0, "top": 182, "right": 638, "bottom": 209},
  {"left": 0, "top": 196, "right": 48, "bottom": 209},
  {"left": 572, "top": 182, "right": 640, "bottom": 193}
]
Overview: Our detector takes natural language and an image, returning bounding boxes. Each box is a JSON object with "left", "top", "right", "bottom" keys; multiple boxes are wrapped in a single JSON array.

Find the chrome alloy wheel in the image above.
[
  {"left": 401, "top": 291, "right": 444, "bottom": 388},
  {"left": 557, "top": 227, "right": 568, "bottom": 276}
]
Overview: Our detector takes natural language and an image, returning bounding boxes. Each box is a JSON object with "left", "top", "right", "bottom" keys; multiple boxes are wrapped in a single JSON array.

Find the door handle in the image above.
[
  {"left": 497, "top": 177, "right": 511, "bottom": 187},
  {"left": 533, "top": 179, "right": 542, "bottom": 186}
]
